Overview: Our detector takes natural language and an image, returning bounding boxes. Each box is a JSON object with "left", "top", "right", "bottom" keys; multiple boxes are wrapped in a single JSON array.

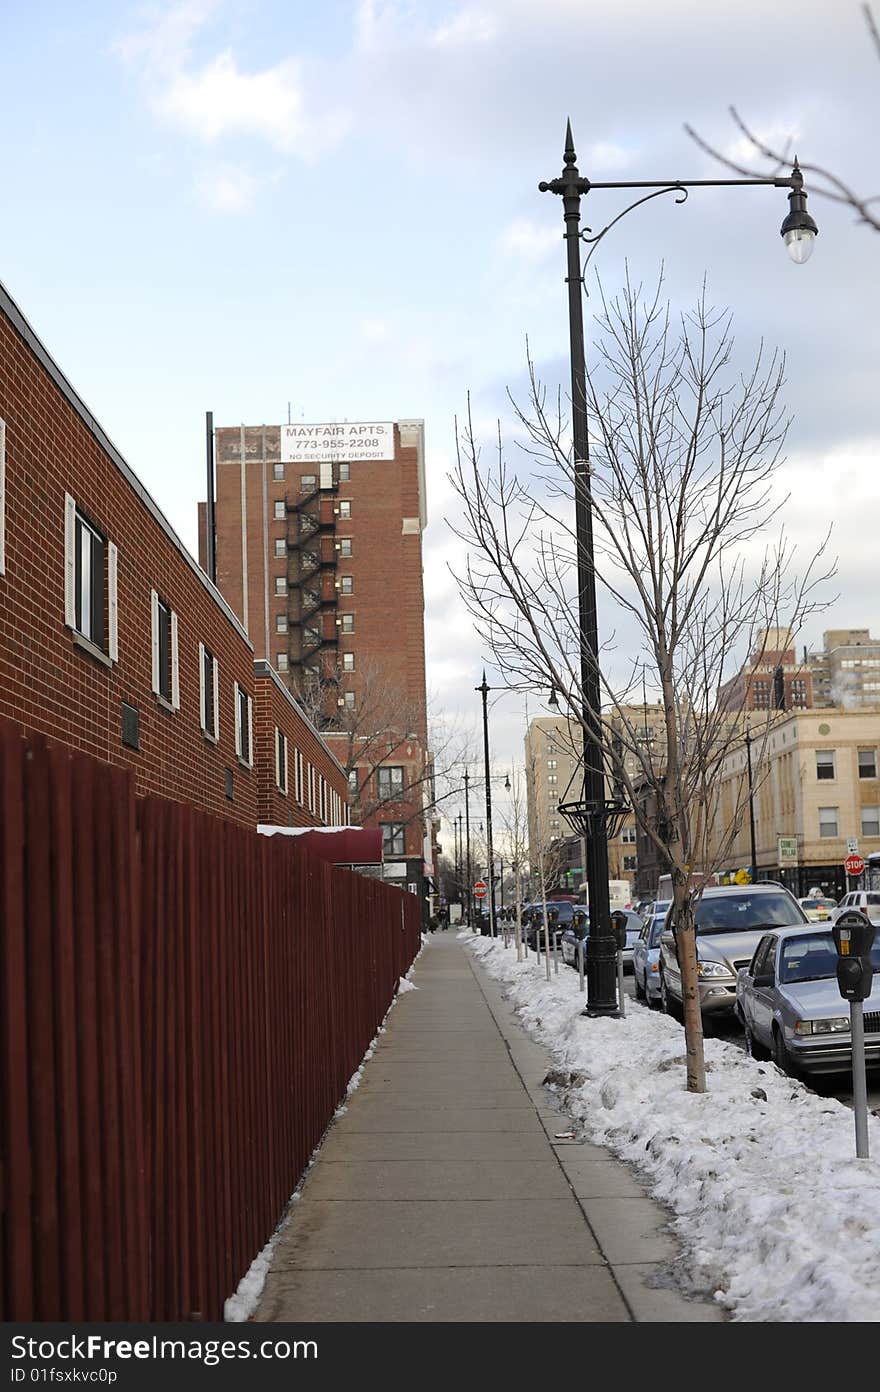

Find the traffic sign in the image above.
[
  {"left": 474, "top": 880, "right": 487, "bottom": 899},
  {"left": 847, "top": 837, "right": 860, "bottom": 855},
  {"left": 845, "top": 854, "right": 865, "bottom": 877}
]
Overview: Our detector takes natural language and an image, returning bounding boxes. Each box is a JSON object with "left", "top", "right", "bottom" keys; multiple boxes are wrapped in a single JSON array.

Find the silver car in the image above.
[
  {"left": 736, "top": 924, "right": 880, "bottom": 1075},
  {"left": 633, "top": 908, "right": 668, "bottom": 1006},
  {"left": 659, "top": 884, "right": 808, "bottom": 1020}
]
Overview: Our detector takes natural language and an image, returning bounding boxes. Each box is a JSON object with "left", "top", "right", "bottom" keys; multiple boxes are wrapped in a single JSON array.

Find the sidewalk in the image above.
[{"left": 254, "top": 933, "right": 722, "bottom": 1322}]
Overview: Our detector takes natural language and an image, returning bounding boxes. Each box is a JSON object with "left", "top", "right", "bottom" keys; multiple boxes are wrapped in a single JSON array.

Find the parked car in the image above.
[
  {"left": 659, "top": 884, "right": 808, "bottom": 1021},
  {"left": 524, "top": 901, "right": 582, "bottom": 951},
  {"left": 560, "top": 911, "right": 589, "bottom": 968},
  {"left": 633, "top": 910, "right": 668, "bottom": 1005},
  {"left": 616, "top": 909, "right": 646, "bottom": 970},
  {"left": 559, "top": 908, "right": 642, "bottom": 970},
  {"left": 833, "top": 891, "right": 880, "bottom": 927},
  {"left": 798, "top": 896, "right": 835, "bottom": 922},
  {"left": 736, "top": 923, "right": 880, "bottom": 1075}
]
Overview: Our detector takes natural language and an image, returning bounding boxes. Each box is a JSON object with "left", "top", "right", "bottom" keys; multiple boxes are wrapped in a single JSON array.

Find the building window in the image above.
[
  {"left": 276, "top": 729, "right": 288, "bottom": 795},
  {"left": 273, "top": 463, "right": 284, "bottom": 481},
  {"left": 274, "top": 500, "right": 285, "bottom": 520},
  {"left": 337, "top": 537, "right": 353, "bottom": 557},
  {"left": 338, "top": 462, "right": 350, "bottom": 482},
  {"left": 300, "top": 474, "right": 316, "bottom": 492},
  {"left": 382, "top": 823, "right": 406, "bottom": 856},
  {"left": 277, "top": 653, "right": 289, "bottom": 673},
  {"left": 861, "top": 806, "right": 880, "bottom": 837},
  {"left": 275, "top": 577, "right": 288, "bottom": 596},
  {"left": 307, "top": 763, "right": 315, "bottom": 813},
  {"left": 343, "top": 691, "right": 356, "bottom": 708},
  {"left": 295, "top": 749, "right": 304, "bottom": 805},
  {"left": 378, "top": 766, "right": 404, "bottom": 798},
  {"left": 859, "top": 749, "right": 877, "bottom": 779},
  {"left": 547, "top": 774, "right": 558, "bottom": 785},
  {"left": 819, "top": 807, "right": 838, "bottom": 838},
  {"left": 199, "top": 644, "right": 219, "bottom": 740},
  {"left": 348, "top": 768, "right": 359, "bottom": 793},
  {"left": 547, "top": 759, "right": 557, "bottom": 769},
  {"left": 150, "top": 591, "right": 179, "bottom": 708},
  {"left": 816, "top": 750, "right": 835, "bottom": 780},
  {"left": 621, "top": 826, "right": 637, "bottom": 844},
  {"left": 338, "top": 500, "right": 352, "bottom": 519},
  {"left": 342, "top": 652, "right": 355, "bottom": 672},
  {"left": 341, "top": 614, "right": 354, "bottom": 633},
  {"left": 64, "top": 495, "right": 118, "bottom": 660},
  {"left": 274, "top": 538, "right": 286, "bottom": 558},
  {"left": 233, "top": 683, "right": 253, "bottom": 767},
  {"left": 276, "top": 614, "right": 288, "bottom": 633},
  {"left": 623, "top": 855, "right": 638, "bottom": 871},
  {"left": 340, "top": 576, "right": 353, "bottom": 594},
  {"left": 319, "top": 776, "right": 328, "bottom": 822}
]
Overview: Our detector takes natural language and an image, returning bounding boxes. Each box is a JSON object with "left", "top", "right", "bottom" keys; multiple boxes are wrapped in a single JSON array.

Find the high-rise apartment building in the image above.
[{"left": 199, "top": 419, "right": 434, "bottom": 907}]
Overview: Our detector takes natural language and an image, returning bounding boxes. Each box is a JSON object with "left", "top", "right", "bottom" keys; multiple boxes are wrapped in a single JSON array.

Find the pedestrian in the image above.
[{"left": 438, "top": 906, "right": 449, "bottom": 931}]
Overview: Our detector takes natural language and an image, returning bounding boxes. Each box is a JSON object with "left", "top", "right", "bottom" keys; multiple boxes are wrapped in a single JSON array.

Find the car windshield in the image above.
[
  {"left": 694, "top": 891, "right": 804, "bottom": 934},
  {"left": 649, "top": 917, "right": 665, "bottom": 946},
  {"left": 781, "top": 929, "right": 880, "bottom": 983},
  {"left": 801, "top": 900, "right": 821, "bottom": 910}
]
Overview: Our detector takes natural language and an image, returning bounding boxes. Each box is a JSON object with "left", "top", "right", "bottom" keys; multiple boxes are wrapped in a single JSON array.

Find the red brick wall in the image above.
[
  {"left": 254, "top": 664, "right": 349, "bottom": 827},
  {"left": 0, "top": 291, "right": 260, "bottom": 827}
]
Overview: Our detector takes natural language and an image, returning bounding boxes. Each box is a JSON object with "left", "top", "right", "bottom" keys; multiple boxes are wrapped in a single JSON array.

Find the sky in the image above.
[{"left": 2, "top": 0, "right": 878, "bottom": 844}]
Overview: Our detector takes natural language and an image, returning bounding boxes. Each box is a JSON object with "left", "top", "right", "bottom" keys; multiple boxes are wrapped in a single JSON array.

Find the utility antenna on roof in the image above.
[{"left": 287, "top": 401, "right": 291, "bottom": 424}]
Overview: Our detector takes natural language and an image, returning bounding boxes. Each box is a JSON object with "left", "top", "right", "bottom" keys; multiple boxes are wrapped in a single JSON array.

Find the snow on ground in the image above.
[
  {"left": 468, "top": 934, "right": 880, "bottom": 1322},
  {"left": 224, "top": 935, "right": 427, "bottom": 1321}
]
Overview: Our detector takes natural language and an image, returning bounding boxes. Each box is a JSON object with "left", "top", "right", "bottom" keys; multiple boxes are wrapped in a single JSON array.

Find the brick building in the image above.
[
  {"left": 200, "top": 419, "right": 434, "bottom": 906},
  {"left": 718, "top": 627, "right": 813, "bottom": 713},
  {"left": 0, "top": 278, "right": 346, "bottom": 829}
]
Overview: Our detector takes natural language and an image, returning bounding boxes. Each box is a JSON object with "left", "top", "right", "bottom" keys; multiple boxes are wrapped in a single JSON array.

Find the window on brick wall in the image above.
[
  {"left": 382, "top": 823, "right": 406, "bottom": 856},
  {"left": 198, "top": 644, "right": 219, "bottom": 740},
  {"left": 294, "top": 748, "right": 304, "bottom": 804},
  {"left": 340, "top": 576, "right": 353, "bottom": 594},
  {"left": 275, "top": 577, "right": 288, "bottom": 596},
  {"left": 342, "top": 652, "right": 355, "bottom": 672},
  {"left": 233, "top": 683, "right": 253, "bottom": 767},
  {"left": 336, "top": 538, "right": 352, "bottom": 557},
  {"left": 274, "top": 500, "right": 285, "bottom": 520},
  {"left": 308, "top": 762, "right": 315, "bottom": 813},
  {"left": 273, "top": 463, "right": 284, "bottom": 481},
  {"left": 276, "top": 614, "right": 288, "bottom": 633},
  {"left": 275, "top": 729, "right": 288, "bottom": 796},
  {"left": 377, "top": 766, "right": 404, "bottom": 798},
  {"left": 319, "top": 776, "right": 328, "bottom": 822},
  {"left": 338, "top": 462, "right": 350, "bottom": 482},
  {"left": 274, "top": 538, "right": 286, "bottom": 558},
  {"left": 150, "top": 591, "right": 180, "bottom": 708},
  {"left": 64, "top": 495, "right": 118, "bottom": 661},
  {"left": 337, "top": 500, "right": 352, "bottom": 519},
  {"left": 277, "top": 653, "right": 289, "bottom": 673},
  {"left": 348, "top": 768, "right": 358, "bottom": 793},
  {"left": 340, "top": 613, "right": 354, "bottom": 633},
  {"left": 343, "top": 691, "right": 356, "bottom": 708},
  {"left": 300, "top": 474, "right": 316, "bottom": 493}
]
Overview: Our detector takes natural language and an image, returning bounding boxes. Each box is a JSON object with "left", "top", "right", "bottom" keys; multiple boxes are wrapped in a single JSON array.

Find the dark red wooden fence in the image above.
[{"left": 0, "top": 718, "right": 421, "bottom": 1321}]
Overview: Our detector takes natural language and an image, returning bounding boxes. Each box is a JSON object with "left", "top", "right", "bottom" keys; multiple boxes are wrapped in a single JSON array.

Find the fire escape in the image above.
[{"left": 287, "top": 474, "right": 339, "bottom": 691}]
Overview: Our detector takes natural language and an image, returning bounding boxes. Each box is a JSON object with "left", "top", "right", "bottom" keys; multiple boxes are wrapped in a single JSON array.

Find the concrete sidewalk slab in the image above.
[{"left": 254, "top": 934, "right": 723, "bottom": 1324}]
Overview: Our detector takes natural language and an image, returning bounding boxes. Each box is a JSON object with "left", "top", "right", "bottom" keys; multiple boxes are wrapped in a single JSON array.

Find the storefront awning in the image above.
[{"left": 257, "top": 825, "right": 384, "bottom": 865}]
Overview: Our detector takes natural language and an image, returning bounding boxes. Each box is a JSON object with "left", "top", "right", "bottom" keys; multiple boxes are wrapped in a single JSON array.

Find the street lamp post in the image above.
[
  {"left": 464, "top": 767, "right": 472, "bottom": 928},
  {"left": 477, "top": 672, "right": 498, "bottom": 938},
  {"left": 539, "top": 121, "right": 816, "bottom": 1016}
]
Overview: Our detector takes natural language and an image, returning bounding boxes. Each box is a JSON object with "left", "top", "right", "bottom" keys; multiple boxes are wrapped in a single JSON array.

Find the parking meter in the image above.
[
  {"left": 571, "top": 908, "right": 588, "bottom": 937},
  {"left": 546, "top": 907, "right": 559, "bottom": 929},
  {"left": 610, "top": 910, "right": 628, "bottom": 951},
  {"left": 831, "top": 910, "right": 875, "bottom": 1002}
]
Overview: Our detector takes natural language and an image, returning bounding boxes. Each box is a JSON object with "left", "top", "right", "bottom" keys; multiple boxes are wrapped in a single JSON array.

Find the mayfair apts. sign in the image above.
[{"left": 280, "top": 422, "right": 395, "bottom": 463}]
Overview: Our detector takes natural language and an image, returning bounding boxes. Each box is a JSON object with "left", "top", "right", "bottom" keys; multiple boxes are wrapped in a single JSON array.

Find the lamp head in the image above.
[
  {"left": 781, "top": 160, "right": 818, "bottom": 264},
  {"left": 504, "top": 773, "right": 511, "bottom": 791},
  {"left": 548, "top": 686, "right": 559, "bottom": 708}
]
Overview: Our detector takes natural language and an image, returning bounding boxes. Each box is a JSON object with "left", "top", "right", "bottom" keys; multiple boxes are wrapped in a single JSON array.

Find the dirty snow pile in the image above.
[{"left": 468, "top": 934, "right": 880, "bottom": 1322}]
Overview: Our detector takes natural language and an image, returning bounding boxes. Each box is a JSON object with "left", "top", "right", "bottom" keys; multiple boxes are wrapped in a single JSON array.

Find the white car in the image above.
[
  {"left": 798, "top": 897, "right": 835, "bottom": 922},
  {"left": 833, "top": 891, "right": 880, "bottom": 926}
]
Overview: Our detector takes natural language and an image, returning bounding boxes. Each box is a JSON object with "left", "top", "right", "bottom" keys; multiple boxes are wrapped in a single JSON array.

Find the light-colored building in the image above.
[
  {"left": 806, "top": 628, "right": 880, "bottom": 709},
  {"left": 706, "top": 706, "right": 880, "bottom": 899}
]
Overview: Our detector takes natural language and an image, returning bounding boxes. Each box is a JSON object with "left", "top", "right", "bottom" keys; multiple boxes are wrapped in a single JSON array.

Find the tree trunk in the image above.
[{"left": 671, "top": 877, "right": 706, "bottom": 1093}]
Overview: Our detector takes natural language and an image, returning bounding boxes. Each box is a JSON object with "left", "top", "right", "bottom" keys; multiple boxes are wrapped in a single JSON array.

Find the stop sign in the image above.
[
  {"left": 845, "top": 853, "right": 865, "bottom": 876},
  {"left": 474, "top": 880, "right": 487, "bottom": 899}
]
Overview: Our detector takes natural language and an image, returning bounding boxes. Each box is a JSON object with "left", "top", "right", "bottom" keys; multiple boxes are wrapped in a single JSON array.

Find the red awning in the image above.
[{"left": 257, "top": 825, "right": 384, "bottom": 865}]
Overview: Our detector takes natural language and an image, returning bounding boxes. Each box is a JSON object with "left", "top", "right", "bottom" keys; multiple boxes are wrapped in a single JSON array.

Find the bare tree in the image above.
[
  {"left": 450, "top": 275, "right": 833, "bottom": 1093},
  {"left": 685, "top": 4, "right": 880, "bottom": 235},
  {"left": 497, "top": 767, "right": 531, "bottom": 959}
]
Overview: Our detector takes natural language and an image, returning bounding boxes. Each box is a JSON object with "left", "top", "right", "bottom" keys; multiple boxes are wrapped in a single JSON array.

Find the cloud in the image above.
[
  {"left": 115, "top": 1, "right": 349, "bottom": 158},
  {"left": 431, "top": 9, "right": 498, "bottom": 46},
  {"left": 195, "top": 162, "right": 259, "bottom": 212}
]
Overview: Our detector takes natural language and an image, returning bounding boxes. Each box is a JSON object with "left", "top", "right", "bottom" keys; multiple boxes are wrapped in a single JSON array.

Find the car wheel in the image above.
[
  {"left": 771, "top": 1026, "right": 797, "bottom": 1077},
  {"left": 660, "top": 971, "right": 683, "bottom": 1023}
]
